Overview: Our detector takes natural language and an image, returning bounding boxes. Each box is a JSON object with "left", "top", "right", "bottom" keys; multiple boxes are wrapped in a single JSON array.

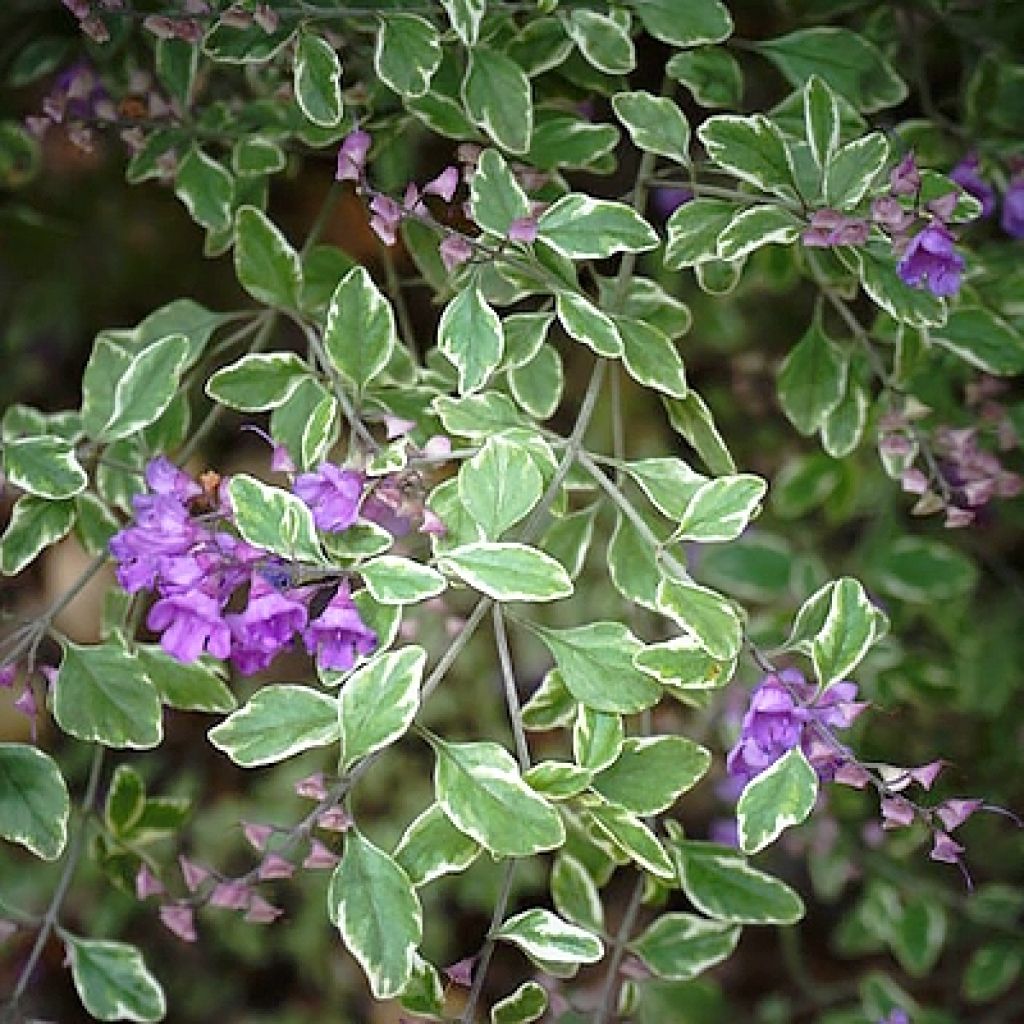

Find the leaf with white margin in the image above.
[
  {"left": 656, "top": 578, "right": 743, "bottom": 660},
  {"left": 628, "top": 912, "right": 741, "bottom": 981},
  {"left": 0, "top": 495, "right": 76, "bottom": 576},
  {"left": 674, "top": 473, "right": 767, "bottom": 543},
  {"left": 205, "top": 352, "right": 310, "bottom": 412},
  {"left": 0, "top": 743, "right": 69, "bottom": 861},
  {"left": 584, "top": 800, "right": 675, "bottom": 879},
  {"left": 524, "top": 761, "right": 593, "bottom": 801},
  {"left": 824, "top": 132, "right": 889, "bottom": 208},
  {"left": 399, "top": 953, "right": 445, "bottom": 1018},
  {"left": 593, "top": 736, "right": 711, "bottom": 815},
  {"left": 804, "top": 74, "right": 840, "bottom": 170},
  {"left": 328, "top": 830, "right": 422, "bottom": 999},
  {"left": 564, "top": 9, "right": 635, "bottom": 74},
  {"left": 612, "top": 90, "right": 689, "bottom": 163},
  {"left": 374, "top": 14, "right": 441, "bottom": 98},
  {"left": 572, "top": 706, "right": 624, "bottom": 773},
  {"left": 234, "top": 205, "right": 303, "bottom": 310},
  {"left": 538, "top": 194, "right": 659, "bottom": 260},
  {"left": 811, "top": 575, "right": 876, "bottom": 689},
  {"left": 491, "top": 980, "right": 548, "bottom": 1024},
  {"left": 439, "top": 284, "right": 504, "bottom": 394},
  {"left": 633, "top": 636, "right": 735, "bottom": 691},
  {"left": 737, "top": 747, "right": 818, "bottom": 855},
  {"left": 471, "top": 148, "right": 531, "bottom": 238},
  {"left": 294, "top": 31, "right": 343, "bottom": 127},
  {"left": 669, "top": 838, "right": 805, "bottom": 924},
  {"left": 431, "top": 736, "right": 565, "bottom": 857},
  {"left": 339, "top": 647, "right": 425, "bottom": 769},
  {"left": 324, "top": 266, "right": 397, "bottom": 389},
  {"left": 209, "top": 685, "right": 339, "bottom": 767},
  {"left": 228, "top": 474, "right": 324, "bottom": 564},
  {"left": 459, "top": 435, "right": 543, "bottom": 539},
  {"left": 556, "top": 290, "right": 623, "bottom": 358},
  {"left": 624, "top": 457, "right": 708, "bottom": 519},
  {"left": 462, "top": 46, "right": 532, "bottom": 154},
  {"left": 495, "top": 909, "right": 603, "bottom": 966},
  {"left": 632, "top": 0, "right": 733, "bottom": 48},
  {"left": 716, "top": 206, "right": 801, "bottom": 261},
  {"left": 64, "top": 935, "right": 166, "bottom": 1023},
  {"left": 394, "top": 802, "right": 481, "bottom": 887},
  {"left": 615, "top": 316, "right": 688, "bottom": 398},
  {"left": 551, "top": 853, "right": 604, "bottom": 933},
  {"left": 439, "top": 542, "right": 573, "bottom": 602},
  {"left": 359, "top": 556, "right": 446, "bottom": 605},
  {"left": 441, "top": 0, "right": 485, "bottom": 46},
  {"left": 2, "top": 436, "right": 87, "bottom": 500},
  {"left": 697, "top": 114, "right": 795, "bottom": 199}
]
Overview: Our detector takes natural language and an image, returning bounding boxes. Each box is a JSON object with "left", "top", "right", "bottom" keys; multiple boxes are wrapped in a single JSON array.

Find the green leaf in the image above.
[
  {"left": 804, "top": 75, "right": 840, "bottom": 170},
  {"left": 203, "top": 17, "right": 295, "bottom": 63},
  {"left": 716, "top": 205, "right": 801, "bottom": 261},
  {"left": 608, "top": 511, "right": 661, "bottom": 611},
  {"left": 74, "top": 492, "right": 118, "bottom": 557},
  {"left": 471, "top": 149, "right": 531, "bottom": 237},
  {"left": 328, "top": 830, "right": 422, "bottom": 999},
  {"left": 663, "top": 392, "right": 736, "bottom": 475},
  {"left": 0, "top": 495, "right": 75, "bottom": 575},
  {"left": 438, "top": 284, "right": 504, "bottom": 394},
  {"left": 175, "top": 147, "right": 233, "bottom": 232},
  {"left": 585, "top": 800, "right": 675, "bottom": 879},
  {"left": 737, "top": 748, "right": 818, "bottom": 855},
  {"left": 565, "top": 10, "right": 635, "bottom": 75},
  {"left": 821, "top": 381, "right": 869, "bottom": 459},
  {"left": 495, "top": 909, "right": 603, "bottom": 966},
  {"left": 656, "top": 578, "right": 743, "bottom": 660},
  {"left": 209, "top": 685, "right": 339, "bottom": 767},
  {"left": 573, "top": 707, "right": 624, "bottom": 773},
  {"left": 632, "top": 0, "right": 733, "bottom": 47},
  {"left": 593, "top": 737, "right": 710, "bottom": 815},
  {"left": 294, "top": 32, "right": 343, "bottom": 127},
  {"left": 556, "top": 291, "right": 623, "bottom": 358},
  {"left": 433, "top": 391, "right": 526, "bottom": 438},
  {"left": 811, "top": 576, "right": 876, "bottom": 689},
  {"left": 616, "top": 316, "right": 688, "bottom": 398},
  {"left": 697, "top": 115, "right": 794, "bottom": 198},
  {"left": 54, "top": 642, "right": 162, "bottom": 750},
  {"left": 777, "top": 318, "right": 849, "bottom": 435},
  {"left": 491, "top": 980, "right": 548, "bottom": 1024},
  {"left": 459, "top": 436, "right": 543, "bottom": 539},
  {"left": 675, "top": 474, "right": 767, "bottom": 543},
  {"left": 524, "top": 761, "right": 593, "bottom": 800},
  {"left": 137, "top": 646, "right": 236, "bottom": 714},
  {"left": 963, "top": 944, "right": 1022, "bottom": 1004},
  {"left": 440, "top": 542, "right": 573, "bottom": 602},
  {"left": 232, "top": 137, "right": 286, "bottom": 177},
  {"left": 502, "top": 313, "right": 553, "bottom": 369},
  {"left": 339, "top": 647, "right": 425, "bottom": 768},
  {"left": 625, "top": 457, "right": 707, "bottom": 519},
  {"left": 375, "top": 14, "right": 441, "bottom": 99},
  {"left": 205, "top": 352, "right": 310, "bottom": 411},
  {"left": 664, "top": 198, "right": 738, "bottom": 269},
  {"left": 431, "top": 737, "right": 565, "bottom": 856},
  {"left": 891, "top": 896, "right": 947, "bottom": 978},
  {"left": 931, "top": 306, "right": 1024, "bottom": 376},
  {"left": 670, "top": 839, "right": 805, "bottom": 924},
  {"left": 234, "top": 205, "right": 302, "bottom": 310},
  {"left": 64, "top": 935, "right": 165, "bottom": 1023},
  {"left": 394, "top": 803, "right": 480, "bottom": 887},
  {"left": 539, "top": 195, "right": 659, "bottom": 260},
  {"left": 613, "top": 91, "right": 689, "bottom": 163},
  {"left": 509, "top": 343, "right": 564, "bottom": 420},
  {"left": 667, "top": 46, "right": 743, "bottom": 109},
  {"left": 526, "top": 112, "right": 620, "bottom": 171},
  {"left": 824, "top": 133, "right": 889, "bottom": 207},
  {"left": 324, "top": 266, "right": 397, "bottom": 389},
  {"left": 359, "top": 556, "right": 446, "bottom": 605},
  {"left": 3, "top": 436, "right": 87, "bottom": 500},
  {"left": 227, "top": 474, "right": 323, "bottom": 564},
  {"left": 0, "top": 743, "right": 69, "bottom": 861},
  {"left": 440, "top": 0, "right": 485, "bottom": 46},
  {"left": 522, "top": 670, "right": 577, "bottom": 731},
  {"left": 755, "top": 27, "right": 907, "bottom": 113},
  {"left": 400, "top": 954, "right": 445, "bottom": 1019},
  {"left": 551, "top": 853, "right": 604, "bottom": 933},
  {"left": 628, "top": 913, "right": 741, "bottom": 981},
  {"left": 463, "top": 46, "right": 532, "bottom": 154},
  {"left": 534, "top": 622, "right": 662, "bottom": 713},
  {"left": 104, "top": 764, "right": 145, "bottom": 838},
  {"left": 633, "top": 637, "right": 735, "bottom": 691},
  {"left": 871, "top": 537, "right": 977, "bottom": 603},
  {"left": 7, "top": 36, "right": 72, "bottom": 87}
]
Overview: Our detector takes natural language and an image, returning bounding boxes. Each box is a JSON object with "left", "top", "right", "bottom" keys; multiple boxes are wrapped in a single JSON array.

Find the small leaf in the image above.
[
  {"left": 208, "top": 685, "right": 339, "bottom": 767},
  {"left": 439, "top": 284, "right": 504, "bottom": 394},
  {"left": 616, "top": 316, "right": 688, "bottom": 398},
  {"left": 556, "top": 291, "right": 623, "bottom": 358},
  {"left": 777, "top": 318, "right": 849, "bottom": 435},
  {"left": 656, "top": 578, "right": 743, "bottom": 661},
  {"left": 394, "top": 803, "right": 480, "bottom": 887},
  {"left": 628, "top": 913, "right": 740, "bottom": 981},
  {"left": 662, "top": 391, "right": 736, "bottom": 475},
  {"left": 65, "top": 936, "right": 165, "bottom": 1023},
  {"left": 3, "top": 436, "right": 87, "bottom": 500},
  {"left": 471, "top": 148, "right": 531, "bottom": 237},
  {"left": 234, "top": 205, "right": 303, "bottom": 310},
  {"left": 632, "top": 0, "right": 733, "bottom": 48},
  {"left": 0, "top": 743, "right": 69, "bottom": 861},
  {"left": 463, "top": 46, "right": 532, "bottom": 154},
  {"left": 359, "top": 556, "right": 446, "bottom": 605},
  {"left": 491, "top": 980, "right": 548, "bottom": 1024},
  {"left": 593, "top": 736, "right": 710, "bottom": 815},
  {"left": 294, "top": 32, "right": 343, "bottom": 127},
  {"left": 495, "top": 909, "right": 603, "bottom": 966},
  {"left": 375, "top": 14, "right": 441, "bottom": 99},
  {"left": 227, "top": 474, "right": 323, "bottom": 564},
  {"left": 440, "top": 542, "right": 573, "bottom": 603},
  {"left": 328, "top": 830, "right": 422, "bottom": 999},
  {"left": 697, "top": 115, "right": 794, "bottom": 198},
  {"left": 931, "top": 306, "right": 1024, "bottom": 376},
  {"left": 633, "top": 636, "right": 735, "bottom": 691},
  {"left": 737, "top": 747, "right": 819, "bottom": 854},
  {"left": 565, "top": 10, "right": 635, "bottom": 75},
  {"left": 539, "top": 194, "right": 659, "bottom": 260},
  {"left": 667, "top": 46, "right": 742, "bottom": 108},
  {"left": 174, "top": 147, "right": 233, "bottom": 232},
  {"left": 205, "top": 352, "right": 310, "bottom": 412},
  {"left": 440, "top": 0, "right": 485, "bottom": 46},
  {"left": 0, "top": 495, "right": 75, "bottom": 575},
  {"left": 716, "top": 206, "right": 801, "bottom": 261},
  {"left": 551, "top": 854, "right": 603, "bottom": 934},
  {"left": 664, "top": 198, "right": 738, "bottom": 269},
  {"left": 824, "top": 133, "right": 889, "bottom": 207},
  {"left": 459, "top": 436, "right": 543, "bottom": 539},
  {"left": 573, "top": 707, "right": 624, "bottom": 773},
  {"left": 811, "top": 576, "right": 876, "bottom": 689},
  {"left": 585, "top": 800, "right": 675, "bottom": 879},
  {"left": 612, "top": 90, "right": 690, "bottom": 163},
  {"left": 804, "top": 75, "right": 840, "bottom": 170},
  {"left": 675, "top": 474, "right": 767, "bottom": 543},
  {"left": 138, "top": 645, "right": 236, "bottom": 714}
]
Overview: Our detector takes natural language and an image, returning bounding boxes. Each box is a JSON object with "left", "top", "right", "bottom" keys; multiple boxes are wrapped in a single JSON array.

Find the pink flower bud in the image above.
[
  {"left": 834, "top": 762, "right": 872, "bottom": 789},
  {"left": 335, "top": 130, "right": 371, "bottom": 183},
  {"left": 210, "top": 881, "right": 251, "bottom": 910},
  {"left": 80, "top": 16, "right": 111, "bottom": 43},
  {"left": 944, "top": 506, "right": 974, "bottom": 529},
  {"left": 935, "top": 798, "right": 983, "bottom": 831},
  {"left": 929, "top": 830, "right": 964, "bottom": 864},
  {"left": 294, "top": 772, "right": 328, "bottom": 800},
  {"left": 900, "top": 468, "right": 929, "bottom": 494},
  {"left": 439, "top": 234, "right": 472, "bottom": 273},
  {"left": 317, "top": 807, "right": 353, "bottom": 832},
  {"left": 252, "top": 4, "right": 279, "bottom": 33},
  {"left": 927, "top": 191, "right": 959, "bottom": 221},
  {"left": 890, "top": 152, "right": 921, "bottom": 196},
  {"left": 384, "top": 415, "right": 416, "bottom": 440},
  {"left": 419, "top": 508, "right": 447, "bottom": 537},
  {"left": 424, "top": 166, "right": 459, "bottom": 203},
  {"left": 135, "top": 864, "right": 164, "bottom": 901},
  {"left": 0, "top": 664, "right": 15, "bottom": 689},
  {"left": 880, "top": 795, "right": 915, "bottom": 829},
  {"left": 143, "top": 15, "right": 177, "bottom": 39},
  {"left": 159, "top": 903, "right": 197, "bottom": 943},
  {"left": 908, "top": 760, "right": 944, "bottom": 790},
  {"left": 302, "top": 839, "right": 339, "bottom": 870},
  {"left": 258, "top": 854, "right": 295, "bottom": 881},
  {"left": 242, "top": 822, "right": 274, "bottom": 852},
  {"left": 244, "top": 894, "right": 283, "bottom": 924},
  {"left": 507, "top": 216, "right": 539, "bottom": 244},
  {"left": 271, "top": 443, "right": 296, "bottom": 474},
  {"left": 444, "top": 956, "right": 476, "bottom": 987},
  {"left": 179, "top": 855, "right": 210, "bottom": 893},
  {"left": 422, "top": 435, "right": 452, "bottom": 459}
]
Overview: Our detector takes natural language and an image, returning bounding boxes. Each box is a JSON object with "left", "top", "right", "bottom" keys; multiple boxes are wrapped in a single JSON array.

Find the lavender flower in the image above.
[
  {"left": 650, "top": 187, "right": 692, "bottom": 220},
  {"left": 889, "top": 152, "right": 920, "bottom": 196},
  {"left": 507, "top": 216, "right": 539, "bottom": 244},
  {"left": 802, "top": 209, "right": 869, "bottom": 248},
  {"left": 335, "top": 130, "right": 371, "bottom": 183},
  {"left": 147, "top": 591, "right": 232, "bottom": 663},
  {"left": 226, "top": 577, "right": 308, "bottom": 676},
  {"left": 440, "top": 234, "right": 472, "bottom": 272},
  {"left": 293, "top": 463, "right": 363, "bottom": 532},
  {"left": 949, "top": 152, "right": 995, "bottom": 217},
  {"left": 423, "top": 166, "right": 459, "bottom": 203},
  {"left": 896, "top": 223, "right": 965, "bottom": 297},
  {"left": 1001, "top": 174, "right": 1024, "bottom": 239},
  {"left": 369, "top": 194, "right": 402, "bottom": 246},
  {"left": 302, "top": 584, "right": 377, "bottom": 671}
]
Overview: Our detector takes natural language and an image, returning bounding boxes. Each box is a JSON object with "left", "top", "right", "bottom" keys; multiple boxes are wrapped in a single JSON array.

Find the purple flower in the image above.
[
  {"left": 878, "top": 1012, "right": 910, "bottom": 1024},
  {"left": 302, "top": 584, "right": 377, "bottom": 671},
  {"left": 147, "top": 590, "right": 231, "bottom": 663},
  {"left": 424, "top": 166, "right": 459, "bottom": 203},
  {"left": 802, "top": 209, "right": 869, "bottom": 248},
  {"left": 890, "top": 152, "right": 920, "bottom": 196},
  {"left": 949, "top": 153, "right": 995, "bottom": 217},
  {"left": 335, "top": 130, "right": 371, "bottom": 183},
  {"left": 1001, "top": 174, "right": 1024, "bottom": 239},
  {"left": 650, "top": 187, "right": 693, "bottom": 220},
  {"left": 726, "top": 669, "right": 863, "bottom": 786},
  {"left": 0, "top": 664, "right": 15, "bottom": 689},
  {"left": 440, "top": 234, "right": 473, "bottom": 272},
  {"left": 929, "top": 830, "right": 965, "bottom": 864},
  {"left": 293, "top": 463, "right": 364, "bottom": 532},
  {"left": 507, "top": 216, "right": 538, "bottom": 244},
  {"left": 871, "top": 196, "right": 913, "bottom": 232},
  {"left": 226, "top": 577, "right": 308, "bottom": 675},
  {"left": 369, "top": 194, "right": 402, "bottom": 246},
  {"left": 897, "top": 223, "right": 965, "bottom": 297}
]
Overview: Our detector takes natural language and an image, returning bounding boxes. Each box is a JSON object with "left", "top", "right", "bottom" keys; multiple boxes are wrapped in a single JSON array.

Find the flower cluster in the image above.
[
  {"left": 950, "top": 152, "right": 1024, "bottom": 239},
  {"left": 109, "top": 455, "right": 385, "bottom": 676},
  {"left": 726, "top": 669, "right": 866, "bottom": 785}
]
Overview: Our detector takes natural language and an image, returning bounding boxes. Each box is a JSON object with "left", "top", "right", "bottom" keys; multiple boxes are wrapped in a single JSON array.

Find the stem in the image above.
[
  {"left": 2, "top": 746, "right": 104, "bottom": 1023},
  {"left": 592, "top": 874, "right": 645, "bottom": 1024},
  {"left": 492, "top": 606, "right": 530, "bottom": 772}
]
